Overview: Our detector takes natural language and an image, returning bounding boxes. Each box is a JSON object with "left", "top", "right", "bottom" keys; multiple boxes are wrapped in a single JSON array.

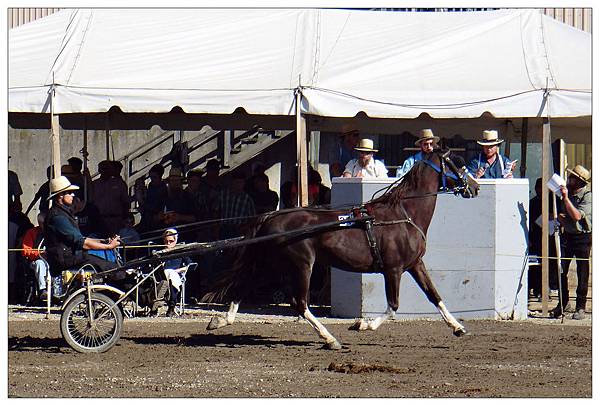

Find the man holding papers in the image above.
[
  {"left": 467, "top": 130, "right": 517, "bottom": 179},
  {"left": 551, "top": 165, "right": 592, "bottom": 320}
]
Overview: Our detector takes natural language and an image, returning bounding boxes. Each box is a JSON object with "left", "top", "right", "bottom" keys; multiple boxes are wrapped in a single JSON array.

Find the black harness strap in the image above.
[{"left": 357, "top": 206, "right": 385, "bottom": 272}]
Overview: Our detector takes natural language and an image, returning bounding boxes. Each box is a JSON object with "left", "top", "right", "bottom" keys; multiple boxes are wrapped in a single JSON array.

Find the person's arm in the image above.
[
  {"left": 342, "top": 160, "right": 354, "bottom": 177},
  {"left": 396, "top": 157, "right": 414, "bottom": 178},
  {"left": 559, "top": 186, "right": 583, "bottom": 221},
  {"left": 83, "top": 235, "right": 120, "bottom": 251},
  {"left": 50, "top": 215, "right": 119, "bottom": 251},
  {"left": 466, "top": 158, "right": 479, "bottom": 176},
  {"left": 25, "top": 189, "right": 43, "bottom": 215},
  {"left": 21, "top": 228, "right": 40, "bottom": 261},
  {"left": 377, "top": 160, "right": 389, "bottom": 179}
]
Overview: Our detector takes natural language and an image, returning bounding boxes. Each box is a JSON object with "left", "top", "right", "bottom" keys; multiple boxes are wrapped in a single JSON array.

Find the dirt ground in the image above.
[{"left": 7, "top": 301, "right": 592, "bottom": 399}]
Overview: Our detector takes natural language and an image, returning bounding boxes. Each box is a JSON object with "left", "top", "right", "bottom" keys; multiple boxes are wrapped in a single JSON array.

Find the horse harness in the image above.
[
  {"left": 347, "top": 153, "right": 468, "bottom": 272},
  {"left": 351, "top": 203, "right": 427, "bottom": 272}
]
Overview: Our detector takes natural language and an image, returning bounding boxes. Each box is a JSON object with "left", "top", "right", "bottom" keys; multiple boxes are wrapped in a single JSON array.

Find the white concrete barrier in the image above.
[{"left": 330, "top": 177, "right": 529, "bottom": 320}]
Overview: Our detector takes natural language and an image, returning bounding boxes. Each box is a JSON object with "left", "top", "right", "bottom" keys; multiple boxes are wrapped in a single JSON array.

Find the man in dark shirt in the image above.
[{"left": 44, "top": 176, "right": 121, "bottom": 277}]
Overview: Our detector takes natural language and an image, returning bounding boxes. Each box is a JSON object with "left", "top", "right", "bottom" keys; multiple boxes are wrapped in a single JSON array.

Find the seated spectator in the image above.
[
  {"left": 216, "top": 172, "right": 256, "bottom": 239},
  {"left": 248, "top": 173, "right": 279, "bottom": 213},
  {"left": 135, "top": 164, "right": 168, "bottom": 233},
  {"left": 342, "top": 138, "right": 388, "bottom": 178},
  {"left": 396, "top": 129, "right": 439, "bottom": 178},
  {"left": 197, "top": 159, "right": 223, "bottom": 224},
  {"left": 68, "top": 157, "right": 92, "bottom": 198},
  {"left": 72, "top": 196, "right": 103, "bottom": 237},
  {"left": 328, "top": 127, "right": 360, "bottom": 178},
  {"left": 90, "top": 160, "right": 129, "bottom": 236},
  {"left": 158, "top": 167, "right": 197, "bottom": 227},
  {"left": 280, "top": 177, "right": 298, "bottom": 209},
  {"left": 118, "top": 213, "right": 141, "bottom": 244},
  {"left": 9, "top": 199, "right": 34, "bottom": 241},
  {"left": 21, "top": 213, "right": 50, "bottom": 300},
  {"left": 118, "top": 213, "right": 142, "bottom": 261},
  {"left": 308, "top": 167, "right": 331, "bottom": 206},
  {"left": 9, "top": 166, "right": 23, "bottom": 206},
  {"left": 185, "top": 169, "right": 204, "bottom": 219},
  {"left": 161, "top": 228, "right": 192, "bottom": 317},
  {"left": 245, "top": 162, "right": 268, "bottom": 196}
]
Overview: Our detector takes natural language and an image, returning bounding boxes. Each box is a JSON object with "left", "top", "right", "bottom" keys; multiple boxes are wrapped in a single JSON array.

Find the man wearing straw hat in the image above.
[
  {"left": 396, "top": 129, "right": 439, "bottom": 178},
  {"left": 342, "top": 138, "right": 388, "bottom": 178},
  {"left": 44, "top": 176, "right": 121, "bottom": 277},
  {"left": 328, "top": 126, "right": 360, "bottom": 178},
  {"left": 467, "top": 130, "right": 517, "bottom": 179},
  {"left": 551, "top": 165, "right": 592, "bottom": 320}
]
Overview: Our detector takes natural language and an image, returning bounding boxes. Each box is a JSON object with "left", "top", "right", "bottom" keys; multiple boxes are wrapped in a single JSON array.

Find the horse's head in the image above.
[{"left": 423, "top": 149, "right": 479, "bottom": 198}]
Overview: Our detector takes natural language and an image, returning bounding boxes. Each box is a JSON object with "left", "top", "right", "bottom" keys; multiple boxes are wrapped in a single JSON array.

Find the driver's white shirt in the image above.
[{"left": 343, "top": 158, "right": 388, "bottom": 178}]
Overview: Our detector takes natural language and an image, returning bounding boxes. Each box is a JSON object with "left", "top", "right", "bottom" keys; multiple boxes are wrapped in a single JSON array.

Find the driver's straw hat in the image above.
[{"left": 48, "top": 176, "right": 79, "bottom": 200}]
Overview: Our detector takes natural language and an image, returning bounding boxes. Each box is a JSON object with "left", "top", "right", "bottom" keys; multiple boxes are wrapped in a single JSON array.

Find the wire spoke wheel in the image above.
[{"left": 60, "top": 293, "right": 123, "bottom": 353}]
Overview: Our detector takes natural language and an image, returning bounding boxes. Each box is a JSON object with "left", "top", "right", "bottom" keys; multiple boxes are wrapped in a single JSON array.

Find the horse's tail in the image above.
[{"left": 201, "top": 214, "right": 271, "bottom": 303}]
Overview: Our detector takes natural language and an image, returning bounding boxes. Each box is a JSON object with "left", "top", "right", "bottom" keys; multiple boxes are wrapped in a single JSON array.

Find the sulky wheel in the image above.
[{"left": 60, "top": 292, "right": 123, "bottom": 353}]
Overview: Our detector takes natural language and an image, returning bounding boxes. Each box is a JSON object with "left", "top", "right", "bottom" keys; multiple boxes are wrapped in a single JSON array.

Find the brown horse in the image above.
[{"left": 204, "top": 150, "right": 479, "bottom": 349}]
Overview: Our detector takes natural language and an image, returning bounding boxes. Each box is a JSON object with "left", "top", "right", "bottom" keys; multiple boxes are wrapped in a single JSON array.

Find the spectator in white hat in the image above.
[
  {"left": 396, "top": 129, "right": 440, "bottom": 178},
  {"left": 342, "top": 138, "right": 388, "bottom": 179},
  {"left": 467, "top": 130, "right": 517, "bottom": 179}
]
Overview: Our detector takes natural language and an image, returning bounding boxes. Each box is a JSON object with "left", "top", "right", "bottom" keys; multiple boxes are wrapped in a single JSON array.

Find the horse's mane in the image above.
[{"left": 369, "top": 159, "right": 432, "bottom": 206}]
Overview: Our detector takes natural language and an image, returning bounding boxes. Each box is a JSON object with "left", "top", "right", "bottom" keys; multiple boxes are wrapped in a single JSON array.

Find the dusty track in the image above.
[{"left": 8, "top": 306, "right": 591, "bottom": 398}]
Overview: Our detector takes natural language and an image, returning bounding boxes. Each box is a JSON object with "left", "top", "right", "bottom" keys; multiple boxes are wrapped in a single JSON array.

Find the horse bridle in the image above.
[{"left": 422, "top": 150, "right": 477, "bottom": 198}]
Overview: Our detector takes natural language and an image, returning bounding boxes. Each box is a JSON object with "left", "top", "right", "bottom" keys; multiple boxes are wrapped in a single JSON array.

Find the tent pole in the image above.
[
  {"left": 295, "top": 88, "right": 308, "bottom": 207},
  {"left": 540, "top": 117, "right": 551, "bottom": 317},
  {"left": 552, "top": 139, "right": 566, "bottom": 322},
  {"left": 50, "top": 82, "right": 61, "bottom": 178}
]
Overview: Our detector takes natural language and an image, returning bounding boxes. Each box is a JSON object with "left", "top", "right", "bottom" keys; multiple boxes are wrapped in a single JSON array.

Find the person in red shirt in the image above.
[{"left": 21, "top": 213, "right": 49, "bottom": 299}]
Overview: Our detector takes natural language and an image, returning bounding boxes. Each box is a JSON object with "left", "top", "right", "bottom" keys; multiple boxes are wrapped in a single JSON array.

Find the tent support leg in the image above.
[
  {"left": 296, "top": 89, "right": 308, "bottom": 207},
  {"left": 541, "top": 117, "right": 551, "bottom": 317},
  {"left": 50, "top": 86, "right": 61, "bottom": 178}
]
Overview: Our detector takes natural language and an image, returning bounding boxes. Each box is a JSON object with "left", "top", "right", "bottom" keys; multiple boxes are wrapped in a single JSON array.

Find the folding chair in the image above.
[{"left": 176, "top": 262, "right": 198, "bottom": 315}]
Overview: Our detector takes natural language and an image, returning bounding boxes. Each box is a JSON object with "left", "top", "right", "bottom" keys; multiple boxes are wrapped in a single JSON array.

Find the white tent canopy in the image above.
[{"left": 9, "top": 8, "right": 591, "bottom": 119}]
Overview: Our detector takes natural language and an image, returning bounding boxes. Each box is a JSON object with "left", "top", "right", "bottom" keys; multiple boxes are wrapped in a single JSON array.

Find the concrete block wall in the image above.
[{"left": 330, "top": 178, "right": 530, "bottom": 321}]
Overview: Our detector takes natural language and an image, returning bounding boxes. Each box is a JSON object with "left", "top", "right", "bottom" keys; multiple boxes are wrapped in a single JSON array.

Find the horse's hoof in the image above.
[
  {"left": 324, "top": 340, "right": 342, "bottom": 350},
  {"left": 207, "top": 316, "right": 228, "bottom": 330},
  {"left": 453, "top": 328, "right": 469, "bottom": 337},
  {"left": 348, "top": 319, "right": 367, "bottom": 331}
]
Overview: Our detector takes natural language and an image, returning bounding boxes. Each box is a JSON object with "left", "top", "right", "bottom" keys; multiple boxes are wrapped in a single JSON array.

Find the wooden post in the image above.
[
  {"left": 520, "top": 118, "right": 528, "bottom": 178},
  {"left": 50, "top": 84, "right": 61, "bottom": 178},
  {"left": 552, "top": 139, "right": 565, "bottom": 317},
  {"left": 296, "top": 89, "right": 308, "bottom": 207},
  {"left": 540, "top": 118, "right": 551, "bottom": 316}
]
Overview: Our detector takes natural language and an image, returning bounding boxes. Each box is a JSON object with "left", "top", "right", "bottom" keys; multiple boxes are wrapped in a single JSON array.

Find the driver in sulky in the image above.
[{"left": 44, "top": 176, "right": 122, "bottom": 278}]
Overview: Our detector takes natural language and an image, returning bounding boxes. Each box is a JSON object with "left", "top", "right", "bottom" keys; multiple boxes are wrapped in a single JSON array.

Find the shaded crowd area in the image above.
[{"left": 7, "top": 157, "right": 332, "bottom": 307}]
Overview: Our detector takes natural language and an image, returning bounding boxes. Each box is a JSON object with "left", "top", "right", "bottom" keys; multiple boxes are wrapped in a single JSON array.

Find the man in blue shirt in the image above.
[
  {"left": 467, "top": 130, "right": 516, "bottom": 179},
  {"left": 44, "top": 176, "right": 121, "bottom": 277},
  {"left": 328, "top": 127, "right": 360, "bottom": 177},
  {"left": 396, "top": 129, "right": 439, "bottom": 178}
]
